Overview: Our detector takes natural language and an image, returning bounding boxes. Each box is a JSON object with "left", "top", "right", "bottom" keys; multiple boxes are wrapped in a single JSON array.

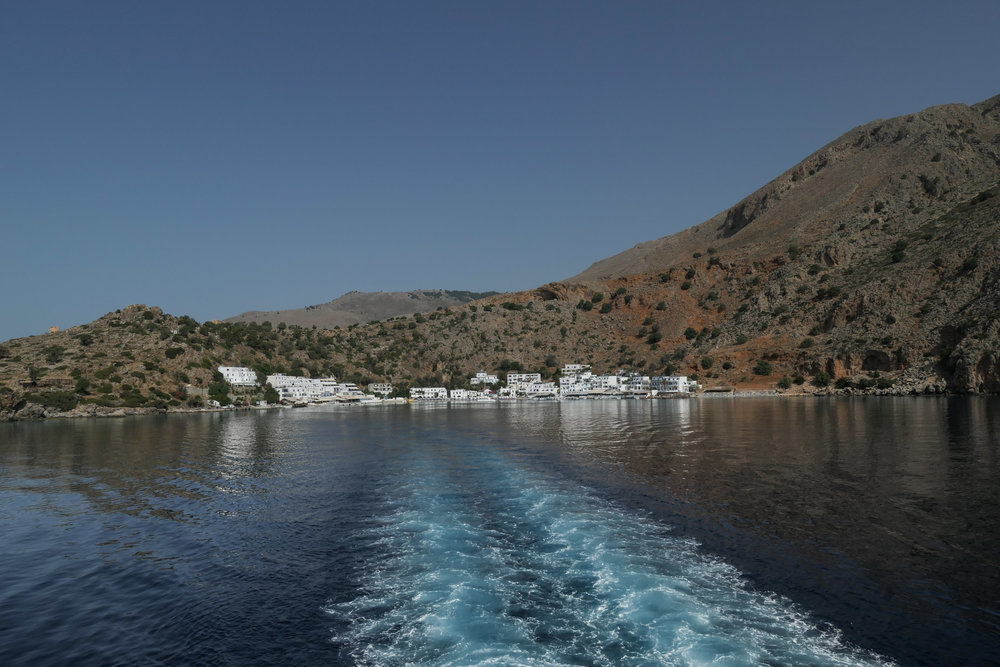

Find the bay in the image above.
[{"left": 0, "top": 397, "right": 997, "bottom": 665}]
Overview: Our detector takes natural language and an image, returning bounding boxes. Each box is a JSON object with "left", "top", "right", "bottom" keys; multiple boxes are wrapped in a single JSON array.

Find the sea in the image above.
[{"left": 0, "top": 397, "right": 997, "bottom": 666}]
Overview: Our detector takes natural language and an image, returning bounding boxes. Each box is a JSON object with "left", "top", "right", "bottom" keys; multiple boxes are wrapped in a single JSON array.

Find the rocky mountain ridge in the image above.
[{"left": 224, "top": 289, "right": 500, "bottom": 329}]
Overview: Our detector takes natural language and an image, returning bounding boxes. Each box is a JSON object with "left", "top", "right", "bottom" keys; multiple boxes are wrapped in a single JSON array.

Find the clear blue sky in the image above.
[{"left": 3, "top": 1, "right": 998, "bottom": 341}]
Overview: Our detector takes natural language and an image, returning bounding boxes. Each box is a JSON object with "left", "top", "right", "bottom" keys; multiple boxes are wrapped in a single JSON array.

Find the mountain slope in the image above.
[
  {"left": 224, "top": 289, "right": 500, "bottom": 328},
  {"left": 572, "top": 94, "right": 1000, "bottom": 281}
]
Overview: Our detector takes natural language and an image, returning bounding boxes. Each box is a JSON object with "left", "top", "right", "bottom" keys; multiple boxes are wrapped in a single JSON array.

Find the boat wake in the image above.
[{"left": 326, "top": 444, "right": 891, "bottom": 666}]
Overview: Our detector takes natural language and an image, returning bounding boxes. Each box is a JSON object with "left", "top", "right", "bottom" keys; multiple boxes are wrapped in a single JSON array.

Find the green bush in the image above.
[
  {"left": 812, "top": 371, "right": 831, "bottom": 387},
  {"left": 778, "top": 376, "right": 793, "bottom": 389},
  {"left": 701, "top": 357, "right": 714, "bottom": 369},
  {"left": 599, "top": 302, "right": 613, "bottom": 314},
  {"left": 164, "top": 347, "right": 185, "bottom": 359},
  {"left": 753, "top": 361, "right": 773, "bottom": 376},
  {"left": 800, "top": 338, "right": 814, "bottom": 349},
  {"left": 26, "top": 391, "right": 78, "bottom": 411},
  {"left": 680, "top": 281, "right": 692, "bottom": 290},
  {"left": 683, "top": 327, "right": 697, "bottom": 340}
]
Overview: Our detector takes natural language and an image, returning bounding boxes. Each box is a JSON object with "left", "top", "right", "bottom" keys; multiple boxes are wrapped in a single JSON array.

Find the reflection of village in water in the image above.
[{"left": 218, "top": 364, "right": 702, "bottom": 407}]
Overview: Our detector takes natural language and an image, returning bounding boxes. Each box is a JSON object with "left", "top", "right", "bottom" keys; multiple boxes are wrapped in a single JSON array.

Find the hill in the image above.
[
  {"left": 572, "top": 95, "right": 1000, "bottom": 281},
  {"left": 2, "top": 94, "right": 1000, "bottom": 419},
  {"left": 224, "top": 289, "right": 500, "bottom": 329}
]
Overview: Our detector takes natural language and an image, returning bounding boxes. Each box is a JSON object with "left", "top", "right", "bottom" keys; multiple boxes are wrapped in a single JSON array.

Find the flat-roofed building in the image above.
[
  {"left": 410, "top": 387, "right": 448, "bottom": 400},
  {"left": 219, "top": 366, "right": 258, "bottom": 387}
]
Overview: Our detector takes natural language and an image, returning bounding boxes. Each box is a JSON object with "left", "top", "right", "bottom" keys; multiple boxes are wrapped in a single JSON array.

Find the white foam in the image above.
[{"left": 326, "top": 447, "right": 893, "bottom": 666}]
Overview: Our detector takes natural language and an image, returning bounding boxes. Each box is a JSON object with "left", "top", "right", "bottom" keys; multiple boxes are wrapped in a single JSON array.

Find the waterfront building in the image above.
[
  {"left": 622, "top": 375, "right": 652, "bottom": 396},
  {"left": 652, "top": 375, "right": 692, "bottom": 394},
  {"left": 265, "top": 374, "right": 324, "bottom": 402},
  {"left": 524, "top": 381, "right": 558, "bottom": 397},
  {"left": 410, "top": 387, "right": 448, "bottom": 400},
  {"left": 506, "top": 372, "right": 542, "bottom": 396},
  {"left": 218, "top": 366, "right": 258, "bottom": 387}
]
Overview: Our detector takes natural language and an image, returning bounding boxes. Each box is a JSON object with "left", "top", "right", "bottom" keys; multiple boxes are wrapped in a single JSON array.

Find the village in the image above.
[{"left": 217, "top": 364, "right": 701, "bottom": 406}]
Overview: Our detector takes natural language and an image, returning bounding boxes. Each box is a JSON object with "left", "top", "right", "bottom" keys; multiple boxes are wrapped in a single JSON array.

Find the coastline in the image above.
[{"left": 0, "top": 381, "right": 959, "bottom": 423}]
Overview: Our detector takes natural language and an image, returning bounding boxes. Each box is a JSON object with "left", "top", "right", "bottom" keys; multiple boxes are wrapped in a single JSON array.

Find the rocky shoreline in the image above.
[
  {"left": 0, "top": 401, "right": 284, "bottom": 423},
  {"left": 0, "top": 377, "right": 965, "bottom": 423}
]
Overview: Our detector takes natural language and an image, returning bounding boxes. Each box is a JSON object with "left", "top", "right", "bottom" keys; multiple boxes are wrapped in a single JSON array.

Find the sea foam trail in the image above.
[{"left": 327, "top": 442, "right": 891, "bottom": 666}]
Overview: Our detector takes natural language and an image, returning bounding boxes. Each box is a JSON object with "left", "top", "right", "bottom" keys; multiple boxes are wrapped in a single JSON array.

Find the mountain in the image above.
[
  {"left": 224, "top": 289, "right": 501, "bottom": 328},
  {"left": 573, "top": 94, "right": 1000, "bottom": 281},
  {"left": 3, "top": 94, "right": 1000, "bottom": 420}
]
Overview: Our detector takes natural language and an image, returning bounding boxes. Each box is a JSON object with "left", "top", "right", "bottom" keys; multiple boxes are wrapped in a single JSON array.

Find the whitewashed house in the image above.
[
  {"left": 524, "top": 381, "right": 558, "bottom": 398},
  {"left": 410, "top": 387, "right": 448, "bottom": 400},
  {"left": 368, "top": 383, "right": 393, "bottom": 397},
  {"left": 622, "top": 375, "right": 652, "bottom": 396},
  {"left": 266, "top": 374, "right": 324, "bottom": 402},
  {"left": 470, "top": 371, "right": 499, "bottom": 386},
  {"left": 652, "top": 375, "right": 692, "bottom": 394},
  {"left": 506, "top": 373, "right": 542, "bottom": 396},
  {"left": 218, "top": 366, "right": 258, "bottom": 387}
]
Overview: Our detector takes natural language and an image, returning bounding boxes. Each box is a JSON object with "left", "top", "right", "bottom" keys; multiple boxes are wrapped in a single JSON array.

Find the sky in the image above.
[{"left": 2, "top": 1, "right": 998, "bottom": 342}]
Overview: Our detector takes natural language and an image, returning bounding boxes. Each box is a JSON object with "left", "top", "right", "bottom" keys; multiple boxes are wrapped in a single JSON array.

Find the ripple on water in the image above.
[{"left": 326, "top": 448, "right": 892, "bottom": 666}]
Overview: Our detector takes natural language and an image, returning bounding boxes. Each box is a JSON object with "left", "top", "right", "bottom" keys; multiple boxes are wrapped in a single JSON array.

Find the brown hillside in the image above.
[
  {"left": 225, "top": 289, "right": 500, "bottom": 329},
  {"left": 573, "top": 95, "right": 1000, "bottom": 281}
]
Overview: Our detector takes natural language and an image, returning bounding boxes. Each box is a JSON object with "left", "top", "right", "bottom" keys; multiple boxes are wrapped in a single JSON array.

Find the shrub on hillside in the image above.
[{"left": 26, "top": 391, "right": 78, "bottom": 412}]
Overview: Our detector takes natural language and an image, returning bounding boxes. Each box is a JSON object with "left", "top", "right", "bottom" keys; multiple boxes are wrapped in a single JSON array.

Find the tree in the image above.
[
  {"left": 208, "top": 370, "right": 231, "bottom": 405},
  {"left": 263, "top": 385, "right": 280, "bottom": 404},
  {"left": 753, "top": 360, "right": 773, "bottom": 376},
  {"left": 812, "top": 371, "right": 831, "bottom": 387}
]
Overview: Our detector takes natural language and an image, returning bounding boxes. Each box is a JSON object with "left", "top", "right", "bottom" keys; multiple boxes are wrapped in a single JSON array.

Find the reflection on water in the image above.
[
  {"left": 493, "top": 398, "right": 1000, "bottom": 666},
  {"left": 0, "top": 399, "right": 998, "bottom": 666}
]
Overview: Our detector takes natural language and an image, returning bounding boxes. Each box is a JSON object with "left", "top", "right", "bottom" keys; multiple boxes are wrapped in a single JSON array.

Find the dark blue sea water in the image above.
[{"left": 1, "top": 398, "right": 997, "bottom": 665}]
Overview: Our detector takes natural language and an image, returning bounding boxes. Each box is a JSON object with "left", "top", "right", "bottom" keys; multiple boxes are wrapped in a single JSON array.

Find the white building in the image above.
[
  {"left": 622, "top": 375, "right": 652, "bottom": 396},
  {"left": 218, "top": 366, "right": 258, "bottom": 387},
  {"left": 369, "top": 382, "right": 393, "bottom": 397},
  {"left": 449, "top": 388, "right": 493, "bottom": 401},
  {"left": 266, "top": 373, "right": 325, "bottom": 402},
  {"left": 561, "top": 364, "right": 591, "bottom": 376},
  {"left": 410, "top": 387, "right": 448, "bottom": 400},
  {"left": 524, "top": 381, "right": 558, "bottom": 397},
  {"left": 506, "top": 372, "right": 542, "bottom": 395},
  {"left": 652, "top": 375, "right": 693, "bottom": 394},
  {"left": 469, "top": 371, "right": 499, "bottom": 386}
]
